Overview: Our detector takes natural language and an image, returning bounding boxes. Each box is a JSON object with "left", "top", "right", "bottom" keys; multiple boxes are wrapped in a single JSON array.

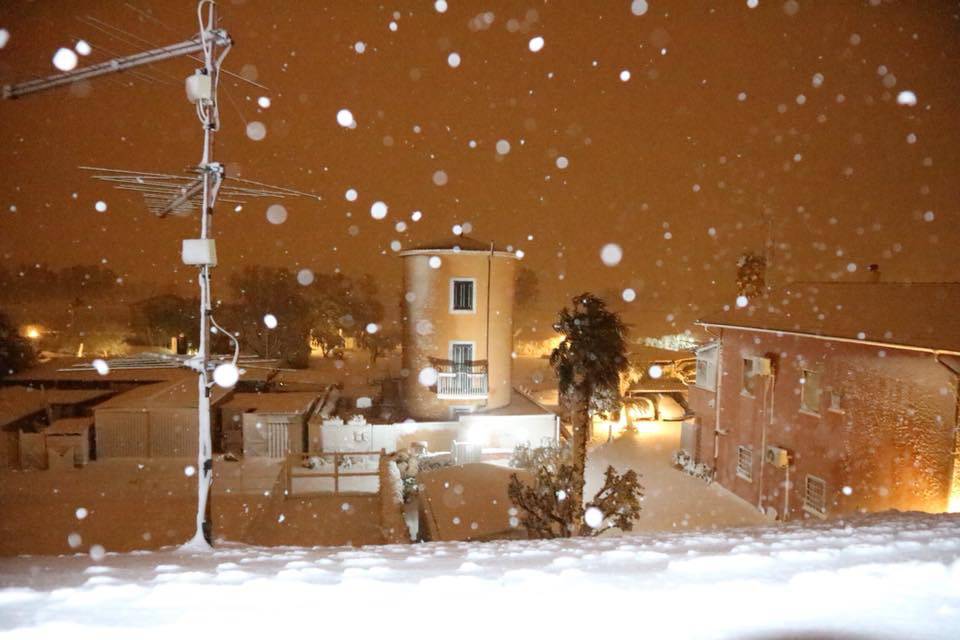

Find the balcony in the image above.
[{"left": 432, "top": 359, "right": 489, "bottom": 400}]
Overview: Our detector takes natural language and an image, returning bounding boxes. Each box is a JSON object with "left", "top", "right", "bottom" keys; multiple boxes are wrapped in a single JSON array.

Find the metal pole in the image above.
[{"left": 193, "top": 0, "right": 218, "bottom": 545}]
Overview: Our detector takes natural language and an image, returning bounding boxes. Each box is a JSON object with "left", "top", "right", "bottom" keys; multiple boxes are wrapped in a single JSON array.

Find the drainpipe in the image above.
[
  {"left": 486, "top": 243, "right": 493, "bottom": 403},
  {"left": 757, "top": 370, "right": 775, "bottom": 514},
  {"left": 704, "top": 326, "right": 724, "bottom": 467},
  {"left": 783, "top": 463, "right": 790, "bottom": 522},
  {"left": 486, "top": 243, "right": 492, "bottom": 362}
]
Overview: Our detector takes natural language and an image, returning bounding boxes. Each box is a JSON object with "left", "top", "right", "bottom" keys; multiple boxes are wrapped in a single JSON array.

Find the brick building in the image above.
[{"left": 686, "top": 282, "right": 960, "bottom": 521}]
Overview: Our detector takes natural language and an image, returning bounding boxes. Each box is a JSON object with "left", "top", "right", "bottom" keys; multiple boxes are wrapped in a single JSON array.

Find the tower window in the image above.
[{"left": 451, "top": 278, "right": 475, "bottom": 312}]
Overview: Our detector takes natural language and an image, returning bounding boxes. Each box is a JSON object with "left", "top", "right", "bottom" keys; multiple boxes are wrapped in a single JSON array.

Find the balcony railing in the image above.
[{"left": 432, "top": 359, "right": 489, "bottom": 399}]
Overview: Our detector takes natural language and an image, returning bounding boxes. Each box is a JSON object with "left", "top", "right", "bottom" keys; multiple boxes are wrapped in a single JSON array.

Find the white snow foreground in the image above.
[{"left": 1, "top": 513, "right": 959, "bottom": 639}]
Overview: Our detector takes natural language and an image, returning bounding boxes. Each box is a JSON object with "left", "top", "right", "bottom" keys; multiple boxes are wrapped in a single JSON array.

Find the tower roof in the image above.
[{"left": 398, "top": 235, "right": 517, "bottom": 257}]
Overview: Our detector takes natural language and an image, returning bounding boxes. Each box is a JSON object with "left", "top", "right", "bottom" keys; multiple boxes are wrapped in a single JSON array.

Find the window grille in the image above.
[
  {"left": 452, "top": 279, "right": 474, "bottom": 311},
  {"left": 804, "top": 475, "right": 827, "bottom": 517},
  {"left": 736, "top": 445, "right": 753, "bottom": 481}
]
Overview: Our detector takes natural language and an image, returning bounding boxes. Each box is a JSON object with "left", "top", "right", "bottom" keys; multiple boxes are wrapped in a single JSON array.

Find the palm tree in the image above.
[{"left": 550, "top": 293, "right": 629, "bottom": 531}]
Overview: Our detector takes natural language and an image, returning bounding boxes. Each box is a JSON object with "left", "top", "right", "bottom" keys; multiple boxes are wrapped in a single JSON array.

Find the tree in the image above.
[
  {"left": 515, "top": 266, "right": 539, "bottom": 307},
  {"left": 130, "top": 294, "right": 199, "bottom": 348},
  {"left": 549, "top": 293, "right": 629, "bottom": 531},
  {"left": 227, "top": 266, "right": 312, "bottom": 368},
  {"left": 736, "top": 252, "right": 766, "bottom": 299},
  {"left": 304, "top": 272, "right": 384, "bottom": 356},
  {"left": 358, "top": 328, "right": 399, "bottom": 364},
  {"left": 507, "top": 443, "right": 643, "bottom": 538},
  {"left": 0, "top": 311, "right": 36, "bottom": 377}
]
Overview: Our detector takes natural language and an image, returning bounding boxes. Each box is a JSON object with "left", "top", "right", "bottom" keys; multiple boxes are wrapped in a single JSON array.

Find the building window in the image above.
[
  {"left": 741, "top": 358, "right": 758, "bottom": 397},
  {"left": 450, "top": 278, "right": 475, "bottom": 313},
  {"left": 695, "top": 344, "right": 718, "bottom": 391},
  {"left": 828, "top": 389, "right": 844, "bottom": 413},
  {"left": 800, "top": 369, "right": 823, "bottom": 415},
  {"left": 803, "top": 475, "right": 827, "bottom": 518},
  {"left": 736, "top": 445, "right": 753, "bottom": 481}
]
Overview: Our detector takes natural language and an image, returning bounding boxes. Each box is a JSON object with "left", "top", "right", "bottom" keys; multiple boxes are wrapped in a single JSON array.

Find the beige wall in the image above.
[{"left": 400, "top": 250, "right": 516, "bottom": 420}]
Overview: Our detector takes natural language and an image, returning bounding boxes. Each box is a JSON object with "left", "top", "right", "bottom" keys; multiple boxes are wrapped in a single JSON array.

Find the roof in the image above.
[
  {"left": 627, "top": 378, "right": 688, "bottom": 393},
  {"left": 698, "top": 282, "right": 960, "bottom": 354},
  {"left": 7, "top": 357, "right": 276, "bottom": 385},
  {"left": 0, "top": 387, "right": 112, "bottom": 428},
  {"left": 474, "top": 390, "right": 556, "bottom": 417},
  {"left": 419, "top": 463, "right": 532, "bottom": 542},
  {"left": 221, "top": 392, "right": 322, "bottom": 415},
  {"left": 45, "top": 417, "right": 93, "bottom": 435},
  {"left": 398, "top": 235, "right": 517, "bottom": 257},
  {"left": 7, "top": 357, "right": 191, "bottom": 384},
  {"left": 628, "top": 346, "right": 696, "bottom": 363},
  {"left": 95, "top": 379, "right": 232, "bottom": 411}
]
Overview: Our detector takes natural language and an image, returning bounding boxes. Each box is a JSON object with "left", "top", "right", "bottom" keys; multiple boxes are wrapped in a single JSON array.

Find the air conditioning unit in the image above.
[
  {"left": 765, "top": 445, "right": 790, "bottom": 469},
  {"left": 748, "top": 356, "right": 773, "bottom": 377}
]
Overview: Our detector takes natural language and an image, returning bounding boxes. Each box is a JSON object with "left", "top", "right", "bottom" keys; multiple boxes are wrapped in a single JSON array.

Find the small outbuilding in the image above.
[
  {"left": 220, "top": 392, "right": 322, "bottom": 458},
  {"left": 0, "top": 386, "right": 112, "bottom": 468},
  {"left": 94, "top": 379, "right": 231, "bottom": 459}
]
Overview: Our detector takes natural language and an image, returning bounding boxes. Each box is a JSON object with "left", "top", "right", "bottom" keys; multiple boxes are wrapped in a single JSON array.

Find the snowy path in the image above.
[
  {"left": 1, "top": 513, "right": 959, "bottom": 639},
  {"left": 585, "top": 423, "right": 768, "bottom": 532}
]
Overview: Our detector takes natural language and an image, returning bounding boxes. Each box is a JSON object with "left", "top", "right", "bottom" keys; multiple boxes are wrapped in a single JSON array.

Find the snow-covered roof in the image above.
[
  {"left": 0, "top": 387, "right": 112, "bottom": 428},
  {"left": 473, "top": 390, "right": 555, "bottom": 417},
  {"left": 45, "top": 417, "right": 93, "bottom": 435},
  {"left": 7, "top": 358, "right": 191, "bottom": 384},
  {"left": 221, "top": 392, "right": 321, "bottom": 415},
  {"left": 628, "top": 346, "right": 696, "bottom": 362},
  {"left": 418, "top": 463, "right": 532, "bottom": 542},
  {"left": 698, "top": 282, "right": 960, "bottom": 354},
  {"left": 94, "top": 379, "right": 231, "bottom": 411},
  {"left": 398, "top": 235, "right": 516, "bottom": 257}
]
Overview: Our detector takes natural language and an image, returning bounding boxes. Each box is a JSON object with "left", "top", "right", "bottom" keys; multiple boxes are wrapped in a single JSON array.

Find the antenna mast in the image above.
[
  {"left": 192, "top": 0, "right": 227, "bottom": 547},
  {"left": 3, "top": 0, "right": 234, "bottom": 547}
]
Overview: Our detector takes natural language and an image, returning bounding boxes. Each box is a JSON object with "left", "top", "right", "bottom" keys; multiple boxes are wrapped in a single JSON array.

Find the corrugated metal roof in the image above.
[{"left": 698, "top": 282, "right": 960, "bottom": 354}]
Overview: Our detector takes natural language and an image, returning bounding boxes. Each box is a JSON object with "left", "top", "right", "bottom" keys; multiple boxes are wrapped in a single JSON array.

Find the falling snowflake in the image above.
[
  {"left": 246, "top": 121, "right": 267, "bottom": 141},
  {"left": 336, "top": 109, "right": 355, "bottom": 128},
  {"left": 370, "top": 201, "right": 388, "bottom": 219},
  {"left": 600, "top": 243, "right": 623, "bottom": 266},
  {"left": 266, "top": 204, "right": 288, "bottom": 224},
  {"left": 52, "top": 47, "right": 78, "bottom": 71}
]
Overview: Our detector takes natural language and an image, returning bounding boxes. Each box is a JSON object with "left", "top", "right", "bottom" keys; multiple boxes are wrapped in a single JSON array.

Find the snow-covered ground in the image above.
[
  {"left": 1, "top": 512, "right": 959, "bottom": 639},
  {"left": 586, "top": 422, "right": 769, "bottom": 532}
]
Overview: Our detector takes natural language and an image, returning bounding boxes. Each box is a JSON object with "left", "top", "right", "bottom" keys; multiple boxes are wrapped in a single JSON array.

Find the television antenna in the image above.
[{"left": 3, "top": 0, "right": 319, "bottom": 547}]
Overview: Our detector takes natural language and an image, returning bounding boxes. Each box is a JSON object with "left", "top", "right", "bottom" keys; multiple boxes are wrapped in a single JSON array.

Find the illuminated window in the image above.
[
  {"left": 800, "top": 369, "right": 823, "bottom": 414},
  {"left": 450, "top": 278, "right": 475, "bottom": 312},
  {"left": 803, "top": 475, "right": 827, "bottom": 518},
  {"left": 736, "top": 445, "right": 753, "bottom": 481},
  {"left": 695, "top": 344, "right": 718, "bottom": 391}
]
